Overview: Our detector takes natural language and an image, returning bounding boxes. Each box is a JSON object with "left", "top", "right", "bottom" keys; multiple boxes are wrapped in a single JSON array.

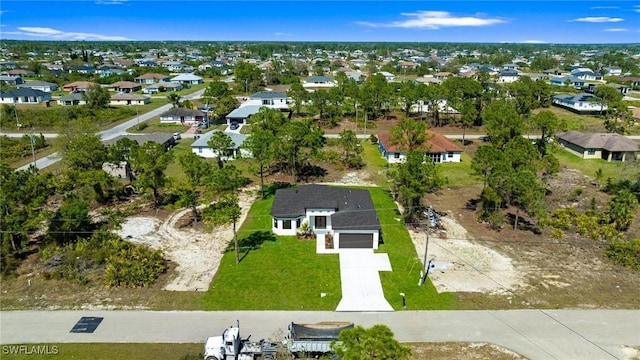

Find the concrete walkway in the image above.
[{"left": 336, "top": 250, "right": 393, "bottom": 312}]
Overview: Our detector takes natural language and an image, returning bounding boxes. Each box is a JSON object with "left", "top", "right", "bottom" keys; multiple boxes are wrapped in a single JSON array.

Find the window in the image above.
[
  {"left": 296, "top": 219, "right": 301, "bottom": 228},
  {"left": 315, "top": 216, "right": 326, "bottom": 229},
  {"left": 394, "top": 153, "right": 400, "bottom": 159},
  {"left": 273, "top": 218, "right": 277, "bottom": 228},
  {"left": 587, "top": 148, "right": 596, "bottom": 155},
  {"left": 448, "top": 152, "right": 454, "bottom": 158},
  {"left": 283, "top": 220, "right": 292, "bottom": 229}
]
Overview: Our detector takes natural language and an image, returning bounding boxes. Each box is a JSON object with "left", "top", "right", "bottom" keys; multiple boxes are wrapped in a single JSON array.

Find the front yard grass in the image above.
[
  {"left": 551, "top": 146, "right": 632, "bottom": 181},
  {"left": 203, "top": 186, "right": 455, "bottom": 311},
  {"left": 0, "top": 343, "right": 202, "bottom": 360}
]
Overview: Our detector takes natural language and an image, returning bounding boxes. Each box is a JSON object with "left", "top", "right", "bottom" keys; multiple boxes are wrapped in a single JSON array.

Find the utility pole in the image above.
[
  {"left": 419, "top": 206, "right": 435, "bottom": 286},
  {"left": 29, "top": 130, "right": 36, "bottom": 168},
  {"left": 136, "top": 105, "right": 140, "bottom": 128},
  {"left": 14, "top": 99, "right": 21, "bottom": 130}
]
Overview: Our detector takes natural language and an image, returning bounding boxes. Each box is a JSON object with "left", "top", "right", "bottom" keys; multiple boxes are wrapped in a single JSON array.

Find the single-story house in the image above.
[
  {"left": 241, "top": 91, "right": 289, "bottom": 111},
  {"left": 618, "top": 77, "right": 640, "bottom": 87},
  {"left": 134, "top": 73, "right": 171, "bottom": 84},
  {"left": 17, "top": 80, "right": 58, "bottom": 92},
  {"left": 225, "top": 105, "right": 262, "bottom": 125},
  {"left": 159, "top": 108, "right": 207, "bottom": 124},
  {"left": 62, "top": 81, "right": 98, "bottom": 92},
  {"left": 378, "top": 130, "right": 462, "bottom": 164},
  {"left": 170, "top": 73, "right": 204, "bottom": 85},
  {"left": 2, "top": 69, "right": 35, "bottom": 77},
  {"left": 109, "top": 93, "right": 151, "bottom": 106},
  {"left": 549, "top": 76, "right": 586, "bottom": 89},
  {"left": 410, "top": 99, "right": 459, "bottom": 115},
  {"left": 190, "top": 130, "right": 249, "bottom": 159},
  {"left": 142, "top": 81, "right": 183, "bottom": 94},
  {"left": 302, "top": 76, "right": 337, "bottom": 89},
  {"left": 551, "top": 93, "right": 606, "bottom": 114},
  {"left": 556, "top": 131, "right": 639, "bottom": 162},
  {"left": 57, "top": 92, "right": 86, "bottom": 106},
  {"left": 0, "top": 75, "right": 24, "bottom": 85},
  {"left": 571, "top": 70, "right": 603, "bottom": 81},
  {"left": 107, "top": 81, "right": 142, "bottom": 93},
  {"left": 103, "top": 132, "right": 175, "bottom": 149},
  {"left": 0, "top": 88, "right": 52, "bottom": 104},
  {"left": 270, "top": 184, "right": 381, "bottom": 253},
  {"left": 498, "top": 70, "right": 520, "bottom": 83},
  {"left": 376, "top": 71, "right": 396, "bottom": 81}
]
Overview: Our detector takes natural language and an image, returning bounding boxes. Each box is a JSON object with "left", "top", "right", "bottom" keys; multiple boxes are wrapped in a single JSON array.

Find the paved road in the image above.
[
  {"left": 1, "top": 310, "right": 638, "bottom": 359},
  {"left": 12, "top": 89, "right": 205, "bottom": 171}
]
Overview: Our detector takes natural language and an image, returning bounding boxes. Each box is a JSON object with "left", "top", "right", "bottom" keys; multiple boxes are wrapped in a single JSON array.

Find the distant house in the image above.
[
  {"left": 17, "top": 80, "right": 58, "bottom": 92},
  {"left": 243, "top": 91, "right": 288, "bottom": 111},
  {"left": 62, "top": 81, "right": 98, "bottom": 92},
  {"left": 69, "top": 65, "right": 96, "bottom": 74},
  {"left": 551, "top": 93, "right": 606, "bottom": 114},
  {"left": 556, "top": 131, "right": 639, "bottom": 162},
  {"left": 270, "top": 184, "right": 381, "bottom": 253},
  {"left": 549, "top": 76, "right": 586, "bottom": 89},
  {"left": 571, "top": 70, "right": 603, "bottom": 81},
  {"left": 413, "top": 76, "right": 443, "bottom": 85},
  {"left": 498, "top": 70, "right": 520, "bottom": 83},
  {"left": 376, "top": 71, "right": 396, "bottom": 81},
  {"left": 103, "top": 132, "right": 176, "bottom": 149},
  {"left": 170, "top": 73, "right": 204, "bottom": 85},
  {"left": 109, "top": 93, "right": 151, "bottom": 106},
  {"left": 134, "top": 73, "right": 171, "bottom": 84},
  {"left": 142, "top": 81, "right": 183, "bottom": 94},
  {"left": 410, "top": 99, "right": 459, "bottom": 115},
  {"left": 0, "top": 88, "right": 52, "bottom": 104},
  {"left": 57, "top": 92, "right": 86, "bottom": 106},
  {"left": 603, "top": 66, "right": 622, "bottom": 76},
  {"left": 191, "top": 130, "right": 249, "bottom": 159},
  {"left": 433, "top": 72, "right": 453, "bottom": 80},
  {"left": 3, "top": 69, "right": 35, "bottom": 77},
  {"left": 302, "top": 76, "right": 337, "bottom": 89},
  {"left": 0, "top": 75, "right": 24, "bottom": 85},
  {"left": 225, "top": 105, "right": 262, "bottom": 125},
  {"left": 159, "top": 108, "right": 207, "bottom": 124},
  {"left": 618, "top": 77, "right": 640, "bottom": 87},
  {"left": 107, "top": 81, "right": 142, "bottom": 93},
  {"left": 377, "top": 131, "right": 463, "bottom": 164}
]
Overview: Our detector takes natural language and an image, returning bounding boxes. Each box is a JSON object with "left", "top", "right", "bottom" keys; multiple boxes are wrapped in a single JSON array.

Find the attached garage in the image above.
[{"left": 339, "top": 233, "right": 374, "bottom": 249}]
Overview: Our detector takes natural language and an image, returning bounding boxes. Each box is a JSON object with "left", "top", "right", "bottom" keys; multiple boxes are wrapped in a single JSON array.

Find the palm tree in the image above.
[{"left": 167, "top": 93, "right": 181, "bottom": 108}]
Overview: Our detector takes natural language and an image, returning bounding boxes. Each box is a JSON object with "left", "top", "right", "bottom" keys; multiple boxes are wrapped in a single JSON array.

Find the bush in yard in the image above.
[
  {"left": 104, "top": 241, "right": 167, "bottom": 288},
  {"left": 605, "top": 239, "right": 640, "bottom": 270}
]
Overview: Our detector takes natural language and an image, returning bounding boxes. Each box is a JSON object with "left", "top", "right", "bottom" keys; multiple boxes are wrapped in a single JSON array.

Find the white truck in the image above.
[{"left": 204, "top": 321, "right": 353, "bottom": 360}]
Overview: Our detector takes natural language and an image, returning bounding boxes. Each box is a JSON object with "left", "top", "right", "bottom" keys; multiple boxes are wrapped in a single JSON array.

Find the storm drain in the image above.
[{"left": 70, "top": 317, "right": 104, "bottom": 333}]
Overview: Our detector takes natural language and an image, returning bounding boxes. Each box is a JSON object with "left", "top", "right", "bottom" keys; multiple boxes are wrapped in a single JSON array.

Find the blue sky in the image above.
[{"left": 1, "top": 1, "right": 639, "bottom": 43}]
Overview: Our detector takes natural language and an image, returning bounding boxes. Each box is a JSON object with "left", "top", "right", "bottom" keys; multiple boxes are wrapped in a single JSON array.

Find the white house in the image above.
[
  {"left": 376, "top": 71, "right": 396, "bottom": 81},
  {"left": 302, "top": 76, "right": 337, "bottom": 90},
  {"left": 270, "top": 185, "right": 381, "bottom": 254},
  {"left": 377, "top": 131, "right": 462, "bottom": 164},
  {"left": 109, "top": 93, "right": 151, "bottom": 106},
  {"left": 242, "top": 91, "right": 289, "bottom": 111},
  {"left": 552, "top": 93, "right": 607, "bottom": 114},
  {"left": 190, "top": 130, "right": 250, "bottom": 159},
  {"left": 498, "top": 70, "right": 520, "bottom": 83},
  {"left": 170, "top": 73, "right": 204, "bottom": 85},
  {"left": 17, "top": 80, "right": 58, "bottom": 92},
  {"left": 0, "top": 88, "right": 52, "bottom": 104},
  {"left": 160, "top": 108, "right": 207, "bottom": 124}
]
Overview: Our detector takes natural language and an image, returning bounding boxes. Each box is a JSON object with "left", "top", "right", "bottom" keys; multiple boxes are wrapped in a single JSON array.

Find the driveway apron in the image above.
[{"left": 336, "top": 249, "right": 394, "bottom": 312}]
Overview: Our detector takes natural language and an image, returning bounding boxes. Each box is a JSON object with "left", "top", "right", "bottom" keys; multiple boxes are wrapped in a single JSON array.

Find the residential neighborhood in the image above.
[{"left": 1, "top": 35, "right": 639, "bottom": 360}]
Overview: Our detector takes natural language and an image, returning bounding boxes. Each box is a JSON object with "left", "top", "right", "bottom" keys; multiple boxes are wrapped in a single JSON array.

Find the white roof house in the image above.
[
  {"left": 170, "top": 73, "right": 204, "bottom": 84},
  {"left": 191, "top": 130, "right": 250, "bottom": 159}
]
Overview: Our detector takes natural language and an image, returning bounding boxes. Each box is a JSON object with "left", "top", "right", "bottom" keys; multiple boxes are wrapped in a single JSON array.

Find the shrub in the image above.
[
  {"left": 104, "top": 242, "right": 167, "bottom": 288},
  {"left": 605, "top": 239, "right": 640, "bottom": 270}
]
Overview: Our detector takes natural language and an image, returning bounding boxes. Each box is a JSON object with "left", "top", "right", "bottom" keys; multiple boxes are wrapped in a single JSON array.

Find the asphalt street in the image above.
[{"left": 1, "top": 310, "right": 639, "bottom": 359}]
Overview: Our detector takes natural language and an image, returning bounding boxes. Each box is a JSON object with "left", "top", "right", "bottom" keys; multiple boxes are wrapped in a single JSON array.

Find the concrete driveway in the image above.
[{"left": 336, "top": 249, "right": 394, "bottom": 312}]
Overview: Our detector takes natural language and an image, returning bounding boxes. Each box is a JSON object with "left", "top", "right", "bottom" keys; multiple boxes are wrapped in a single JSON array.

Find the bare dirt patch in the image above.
[
  {"left": 409, "top": 342, "right": 526, "bottom": 360},
  {"left": 115, "top": 187, "right": 257, "bottom": 291}
]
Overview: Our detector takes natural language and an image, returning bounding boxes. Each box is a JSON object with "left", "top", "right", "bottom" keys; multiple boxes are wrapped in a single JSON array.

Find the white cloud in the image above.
[
  {"left": 15, "top": 27, "right": 130, "bottom": 40},
  {"left": 520, "top": 39, "right": 546, "bottom": 43},
  {"left": 604, "top": 28, "right": 629, "bottom": 32},
  {"left": 569, "top": 16, "right": 624, "bottom": 23},
  {"left": 275, "top": 32, "right": 293, "bottom": 36},
  {"left": 635, "top": 5, "right": 640, "bottom": 12},
  {"left": 356, "top": 11, "right": 505, "bottom": 29},
  {"left": 588, "top": 6, "right": 620, "bottom": 9}
]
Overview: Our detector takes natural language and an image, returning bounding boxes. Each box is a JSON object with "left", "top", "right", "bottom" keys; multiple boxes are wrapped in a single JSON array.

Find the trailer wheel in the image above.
[
  {"left": 262, "top": 355, "right": 275, "bottom": 360},
  {"left": 205, "top": 357, "right": 219, "bottom": 360}
]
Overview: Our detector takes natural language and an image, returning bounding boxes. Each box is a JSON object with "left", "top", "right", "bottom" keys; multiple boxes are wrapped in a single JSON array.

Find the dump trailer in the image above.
[{"left": 284, "top": 321, "right": 354, "bottom": 358}]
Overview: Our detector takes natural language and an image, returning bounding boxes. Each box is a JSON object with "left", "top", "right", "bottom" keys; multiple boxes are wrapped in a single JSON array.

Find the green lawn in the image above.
[
  {"left": 551, "top": 146, "right": 630, "bottom": 181},
  {"left": 127, "top": 117, "right": 191, "bottom": 134},
  {"left": 0, "top": 343, "right": 202, "bottom": 360},
  {"left": 203, "top": 185, "right": 455, "bottom": 311},
  {"left": 438, "top": 152, "right": 480, "bottom": 188}
]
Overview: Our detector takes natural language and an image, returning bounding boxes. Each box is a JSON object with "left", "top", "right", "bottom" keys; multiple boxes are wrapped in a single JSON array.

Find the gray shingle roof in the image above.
[
  {"left": 191, "top": 130, "right": 247, "bottom": 148},
  {"left": 0, "top": 88, "right": 49, "bottom": 98},
  {"left": 557, "top": 131, "right": 639, "bottom": 152},
  {"left": 160, "top": 108, "right": 205, "bottom": 117},
  {"left": 270, "top": 185, "right": 380, "bottom": 231},
  {"left": 226, "top": 105, "right": 261, "bottom": 119},
  {"left": 250, "top": 91, "right": 286, "bottom": 99}
]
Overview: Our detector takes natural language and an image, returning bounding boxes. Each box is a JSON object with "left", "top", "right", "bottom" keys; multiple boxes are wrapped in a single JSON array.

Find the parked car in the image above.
[
  {"left": 173, "top": 132, "right": 181, "bottom": 140},
  {"left": 230, "top": 121, "right": 239, "bottom": 130}
]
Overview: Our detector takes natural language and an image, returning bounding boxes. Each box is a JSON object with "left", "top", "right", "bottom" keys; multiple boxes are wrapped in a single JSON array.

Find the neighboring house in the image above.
[
  {"left": 242, "top": 91, "right": 289, "bottom": 111},
  {"left": 604, "top": 66, "right": 622, "bottom": 76},
  {"left": 556, "top": 131, "right": 639, "bottom": 162},
  {"left": 159, "top": 108, "right": 207, "bottom": 124},
  {"left": 410, "top": 99, "right": 459, "bottom": 115},
  {"left": 270, "top": 184, "right": 381, "bottom": 253},
  {"left": 0, "top": 75, "right": 24, "bottom": 85},
  {"left": 571, "top": 70, "right": 603, "bottom": 81},
  {"left": 135, "top": 73, "right": 171, "bottom": 84},
  {"left": 142, "top": 81, "right": 183, "bottom": 94},
  {"left": 69, "top": 65, "right": 96, "bottom": 74},
  {"left": 57, "top": 92, "right": 86, "bottom": 106},
  {"left": 549, "top": 76, "right": 586, "bottom": 89},
  {"left": 103, "top": 132, "right": 176, "bottom": 149},
  {"left": 191, "top": 130, "right": 249, "bottom": 159},
  {"left": 618, "top": 77, "right": 640, "bottom": 87},
  {"left": 102, "top": 161, "right": 131, "bottom": 179},
  {"left": 3, "top": 69, "right": 35, "bottom": 77},
  {"left": 551, "top": 93, "right": 606, "bottom": 114},
  {"left": 0, "top": 88, "right": 52, "bottom": 104},
  {"left": 17, "top": 80, "right": 58, "bottom": 92},
  {"left": 302, "top": 76, "right": 337, "bottom": 89},
  {"left": 433, "top": 72, "right": 453, "bottom": 80},
  {"left": 413, "top": 76, "right": 443, "bottom": 85},
  {"left": 498, "top": 70, "right": 520, "bottom": 83},
  {"left": 62, "top": 81, "right": 98, "bottom": 92},
  {"left": 107, "top": 81, "right": 142, "bottom": 93},
  {"left": 377, "top": 130, "right": 462, "bottom": 164},
  {"left": 376, "top": 71, "right": 396, "bottom": 81},
  {"left": 225, "top": 105, "right": 262, "bottom": 125},
  {"left": 170, "top": 73, "right": 204, "bottom": 85},
  {"left": 109, "top": 93, "right": 151, "bottom": 106}
]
